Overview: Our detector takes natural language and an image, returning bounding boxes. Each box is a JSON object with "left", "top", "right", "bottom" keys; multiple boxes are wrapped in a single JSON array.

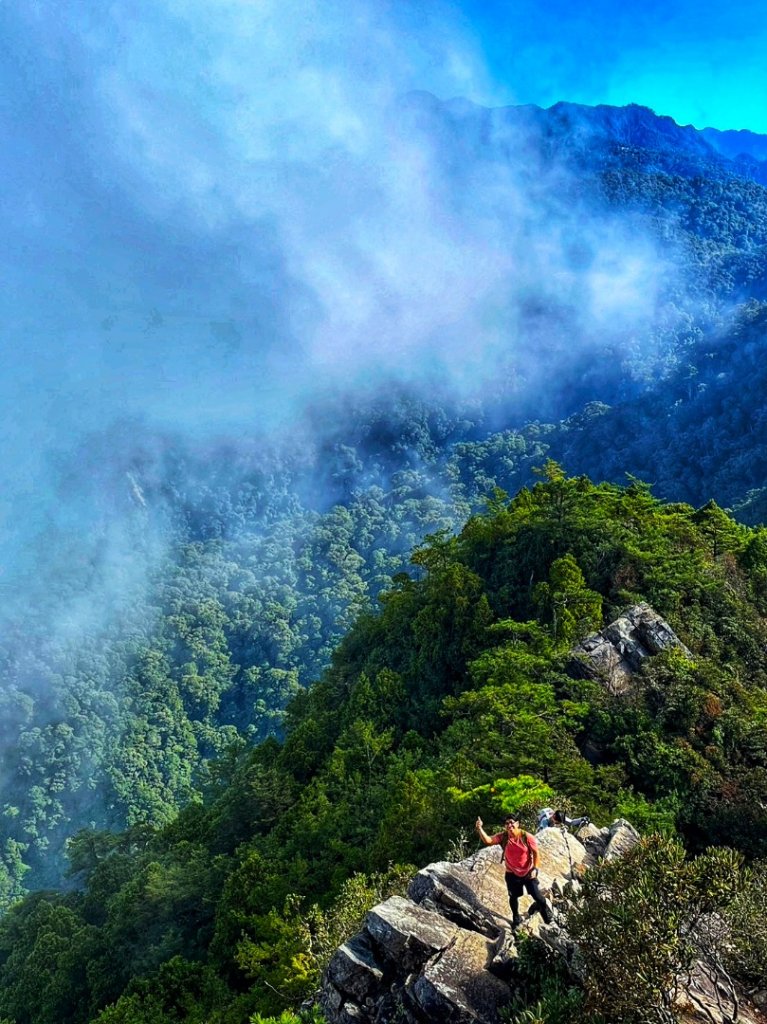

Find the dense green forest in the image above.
[
  {"left": 1, "top": 470, "right": 767, "bottom": 1023},
  {"left": 3, "top": 101, "right": 767, "bottom": 904}
]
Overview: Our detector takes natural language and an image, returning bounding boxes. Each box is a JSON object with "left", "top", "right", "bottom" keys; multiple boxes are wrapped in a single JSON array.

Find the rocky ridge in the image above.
[
  {"left": 319, "top": 606, "right": 762, "bottom": 1023},
  {"left": 320, "top": 821, "right": 762, "bottom": 1024},
  {"left": 320, "top": 821, "right": 603, "bottom": 1024}
]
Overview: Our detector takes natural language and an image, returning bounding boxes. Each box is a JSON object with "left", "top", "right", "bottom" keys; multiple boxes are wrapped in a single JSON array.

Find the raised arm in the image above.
[{"left": 475, "top": 816, "right": 497, "bottom": 846}]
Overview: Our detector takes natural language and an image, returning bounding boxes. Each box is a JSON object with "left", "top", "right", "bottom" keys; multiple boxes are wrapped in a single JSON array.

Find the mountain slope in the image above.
[
  {"left": 1, "top": 473, "right": 767, "bottom": 1023},
  {"left": 4, "top": 96, "right": 767, "bottom": 899}
]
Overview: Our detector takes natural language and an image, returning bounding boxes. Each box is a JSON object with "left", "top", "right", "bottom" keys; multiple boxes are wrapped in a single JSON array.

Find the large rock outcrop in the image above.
[
  {"left": 320, "top": 821, "right": 623, "bottom": 1024},
  {"left": 568, "top": 602, "right": 692, "bottom": 694},
  {"left": 319, "top": 819, "right": 763, "bottom": 1024}
]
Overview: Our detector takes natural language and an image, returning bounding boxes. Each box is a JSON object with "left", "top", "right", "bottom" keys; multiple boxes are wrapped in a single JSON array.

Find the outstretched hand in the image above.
[{"left": 475, "top": 816, "right": 483, "bottom": 832}]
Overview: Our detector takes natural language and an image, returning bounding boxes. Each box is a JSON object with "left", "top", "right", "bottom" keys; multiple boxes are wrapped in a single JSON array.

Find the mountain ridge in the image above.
[
  {"left": 407, "top": 91, "right": 767, "bottom": 184},
  {"left": 3, "top": 473, "right": 767, "bottom": 1023},
  {"left": 3, "top": 88, "right": 767, "bottom": 933}
]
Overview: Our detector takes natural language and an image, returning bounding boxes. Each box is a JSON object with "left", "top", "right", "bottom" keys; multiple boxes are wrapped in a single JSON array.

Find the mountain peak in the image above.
[{"left": 402, "top": 92, "right": 767, "bottom": 184}]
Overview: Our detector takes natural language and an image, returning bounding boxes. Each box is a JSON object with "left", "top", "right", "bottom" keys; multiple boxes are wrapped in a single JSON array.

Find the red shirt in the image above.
[{"left": 492, "top": 830, "right": 538, "bottom": 876}]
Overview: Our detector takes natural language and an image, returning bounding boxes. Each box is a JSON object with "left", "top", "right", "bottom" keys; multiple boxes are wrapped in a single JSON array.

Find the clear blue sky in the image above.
[{"left": 451, "top": 0, "right": 767, "bottom": 131}]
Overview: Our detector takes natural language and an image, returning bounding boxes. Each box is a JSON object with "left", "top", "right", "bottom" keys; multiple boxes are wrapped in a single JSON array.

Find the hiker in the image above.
[
  {"left": 536, "top": 806, "right": 590, "bottom": 832},
  {"left": 475, "top": 811, "right": 554, "bottom": 928}
]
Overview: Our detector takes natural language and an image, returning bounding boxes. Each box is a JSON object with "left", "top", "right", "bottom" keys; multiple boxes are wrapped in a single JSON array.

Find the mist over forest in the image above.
[
  {"left": 4, "top": 5, "right": 767, "bottom": 1024},
  {"left": 2, "top": 0, "right": 767, "bottom": 909}
]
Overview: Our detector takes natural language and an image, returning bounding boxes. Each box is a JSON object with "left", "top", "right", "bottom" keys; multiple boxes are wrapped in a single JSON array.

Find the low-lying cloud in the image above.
[{"left": 0, "top": 0, "right": 678, "bottom": 651}]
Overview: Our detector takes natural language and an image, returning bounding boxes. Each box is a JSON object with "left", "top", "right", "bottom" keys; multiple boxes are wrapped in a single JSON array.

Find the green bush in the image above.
[
  {"left": 250, "top": 1010, "right": 326, "bottom": 1024},
  {"left": 502, "top": 939, "right": 589, "bottom": 1024},
  {"left": 566, "top": 836, "right": 745, "bottom": 1024},
  {"left": 724, "top": 860, "right": 767, "bottom": 988}
]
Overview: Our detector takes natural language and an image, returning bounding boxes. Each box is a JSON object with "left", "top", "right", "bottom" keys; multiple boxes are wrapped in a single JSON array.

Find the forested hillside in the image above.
[
  {"left": 2, "top": 471, "right": 767, "bottom": 1023},
  {"left": 3, "top": 99, "right": 767, "bottom": 901}
]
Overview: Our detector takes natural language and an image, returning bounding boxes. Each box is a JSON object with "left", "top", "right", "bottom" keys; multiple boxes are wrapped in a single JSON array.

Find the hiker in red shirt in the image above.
[{"left": 476, "top": 811, "right": 554, "bottom": 928}]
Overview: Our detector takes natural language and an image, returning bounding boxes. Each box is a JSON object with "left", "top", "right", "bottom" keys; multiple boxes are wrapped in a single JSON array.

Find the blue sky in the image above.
[{"left": 456, "top": 0, "right": 767, "bottom": 132}]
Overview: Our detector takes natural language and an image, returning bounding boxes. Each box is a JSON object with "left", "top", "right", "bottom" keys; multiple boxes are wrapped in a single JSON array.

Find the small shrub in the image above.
[
  {"left": 566, "top": 835, "right": 745, "bottom": 1024},
  {"left": 501, "top": 938, "right": 588, "bottom": 1024}
]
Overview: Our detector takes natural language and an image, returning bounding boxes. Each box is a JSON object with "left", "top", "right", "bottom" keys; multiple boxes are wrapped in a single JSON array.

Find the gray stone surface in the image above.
[
  {"left": 408, "top": 930, "right": 510, "bottom": 1024},
  {"left": 337, "top": 1005, "right": 365, "bottom": 1024},
  {"left": 575, "top": 822, "right": 609, "bottom": 870},
  {"left": 534, "top": 827, "right": 587, "bottom": 886},
  {"left": 324, "top": 984, "right": 344, "bottom": 1013},
  {"left": 326, "top": 935, "right": 384, "bottom": 1002},
  {"left": 319, "top": 809, "right": 763, "bottom": 1024},
  {"left": 604, "top": 818, "right": 640, "bottom": 862},
  {"left": 575, "top": 822, "right": 605, "bottom": 847},
  {"left": 365, "top": 896, "right": 458, "bottom": 969},
  {"left": 568, "top": 602, "right": 692, "bottom": 694},
  {"left": 753, "top": 990, "right": 767, "bottom": 1011},
  {"left": 535, "top": 919, "right": 576, "bottom": 961},
  {"left": 407, "top": 855, "right": 509, "bottom": 936},
  {"left": 319, "top": 821, "right": 612, "bottom": 1023}
]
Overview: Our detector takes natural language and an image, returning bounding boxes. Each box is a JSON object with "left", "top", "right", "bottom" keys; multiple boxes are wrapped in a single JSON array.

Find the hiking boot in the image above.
[
  {"left": 541, "top": 903, "right": 554, "bottom": 925},
  {"left": 526, "top": 903, "right": 541, "bottom": 919},
  {"left": 511, "top": 915, "right": 523, "bottom": 929}
]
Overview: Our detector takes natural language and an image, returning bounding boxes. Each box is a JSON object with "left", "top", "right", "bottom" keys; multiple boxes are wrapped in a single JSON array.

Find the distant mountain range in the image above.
[
  {"left": 3, "top": 91, "right": 767, "bottom": 910},
  {"left": 406, "top": 91, "right": 767, "bottom": 184},
  {"left": 701, "top": 124, "right": 767, "bottom": 163}
]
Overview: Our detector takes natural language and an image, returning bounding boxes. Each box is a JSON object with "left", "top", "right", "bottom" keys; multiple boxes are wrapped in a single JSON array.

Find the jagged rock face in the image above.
[
  {"left": 408, "top": 929, "right": 510, "bottom": 1024},
  {"left": 604, "top": 818, "right": 640, "bottom": 862},
  {"left": 533, "top": 825, "right": 587, "bottom": 885},
  {"left": 568, "top": 602, "right": 692, "bottom": 694},
  {"left": 320, "top": 826, "right": 597, "bottom": 1024},
  {"left": 576, "top": 822, "right": 611, "bottom": 870},
  {"left": 319, "top": 819, "right": 763, "bottom": 1024}
]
